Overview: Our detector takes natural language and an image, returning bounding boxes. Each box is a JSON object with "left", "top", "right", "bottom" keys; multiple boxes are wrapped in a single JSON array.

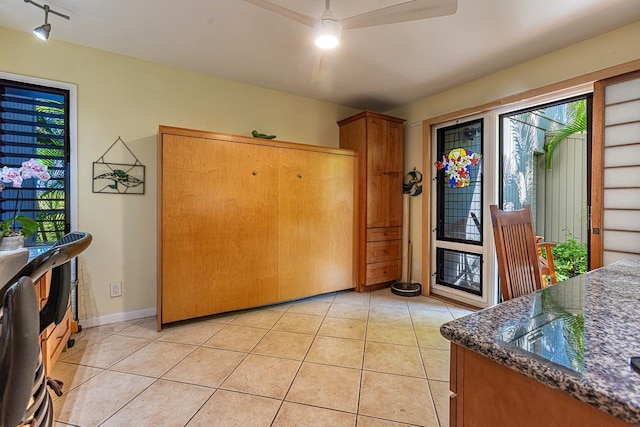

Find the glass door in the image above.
[
  {"left": 431, "top": 117, "right": 495, "bottom": 307},
  {"left": 499, "top": 95, "right": 591, "bottom": 282}
]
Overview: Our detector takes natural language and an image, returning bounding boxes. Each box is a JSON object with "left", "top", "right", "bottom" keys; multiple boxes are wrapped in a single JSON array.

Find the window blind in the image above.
[{"left": 0, "top": 78, "right": 70, "bottom": 245}]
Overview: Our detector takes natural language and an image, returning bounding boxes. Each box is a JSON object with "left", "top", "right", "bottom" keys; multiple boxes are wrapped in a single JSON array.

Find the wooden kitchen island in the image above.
[{"left": 441, "top": 260, "right": 640, "bottom": 426}]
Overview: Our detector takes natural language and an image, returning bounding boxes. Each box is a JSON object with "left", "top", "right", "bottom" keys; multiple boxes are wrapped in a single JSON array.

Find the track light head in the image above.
[
  {"left": 24, "top": 0, "right": 69, "bottom": 42},
  {"left": 33, "top": 23, "right": 50, "bottom": 41}
]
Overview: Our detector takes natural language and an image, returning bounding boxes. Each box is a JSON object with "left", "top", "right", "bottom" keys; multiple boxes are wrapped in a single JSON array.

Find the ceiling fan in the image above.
[{"left": 242, "top": 0, "right": 458, "bottom": 81}]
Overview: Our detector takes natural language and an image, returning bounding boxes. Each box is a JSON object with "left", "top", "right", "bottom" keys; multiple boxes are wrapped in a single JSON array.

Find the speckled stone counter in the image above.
[{"left": 441, "top": 259, "right": 640, "bottom": 425}]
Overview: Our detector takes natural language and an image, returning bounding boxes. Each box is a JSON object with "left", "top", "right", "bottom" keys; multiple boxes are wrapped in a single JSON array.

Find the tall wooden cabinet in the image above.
[
  {"left": 338, "top": 111, "right": 405, "bottom": 291},
  {"left": 158, "top": 126, "right": 357, "bottom": 328}
]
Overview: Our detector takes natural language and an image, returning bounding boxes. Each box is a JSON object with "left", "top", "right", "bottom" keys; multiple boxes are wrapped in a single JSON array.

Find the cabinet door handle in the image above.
[
  {"left": 252, "top": 171, "right": 258, "bottom": 176},
  {"left": 298, "top": 174, "right": 303, "bottom": 179}
]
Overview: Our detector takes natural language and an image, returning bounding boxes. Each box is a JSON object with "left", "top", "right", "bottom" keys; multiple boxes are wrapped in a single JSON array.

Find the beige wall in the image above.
[
  {"left": 0, "top": 26, "right": 358, "bottom": 323},
  {"left": 3, "top": 18, "right": 640, "bottom": 320},
  {"left": 389, "top": 20, "right": 640, "bottom": 284}
]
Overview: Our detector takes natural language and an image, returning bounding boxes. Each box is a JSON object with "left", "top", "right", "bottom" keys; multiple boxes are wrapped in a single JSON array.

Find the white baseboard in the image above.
[{"left": 80, "top": 307, "right": 157, "bottom": 329}]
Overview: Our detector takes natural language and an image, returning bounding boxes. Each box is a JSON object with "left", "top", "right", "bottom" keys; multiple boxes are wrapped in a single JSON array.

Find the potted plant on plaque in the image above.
[{"left": 0, "top": 159, "right": 51, "bottom": 250}]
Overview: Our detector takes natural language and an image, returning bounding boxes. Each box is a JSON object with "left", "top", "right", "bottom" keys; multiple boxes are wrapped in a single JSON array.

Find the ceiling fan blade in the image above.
[
  {"left": 241, "top": 0, "right": 317, "bottom": 27},
  {"left": 310, "top": 50, "right": 328, "bottom": 84},
  {"left": 340, "top": 0, "right": 457, "bottom": 30}
]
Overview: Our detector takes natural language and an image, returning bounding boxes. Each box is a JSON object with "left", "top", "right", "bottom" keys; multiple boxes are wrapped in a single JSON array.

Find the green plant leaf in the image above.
[
  {"left": 0, "top": 219, "right": 12, "bottom": 235},
  {"left": 551, "top": 228, "right": 588, "bottom": 280},
  {"left": 544, "top": 100, "right": 587, "bottom": 170},
  {"left": 14, "top": 215, "right": 38, "bottom": 238}
]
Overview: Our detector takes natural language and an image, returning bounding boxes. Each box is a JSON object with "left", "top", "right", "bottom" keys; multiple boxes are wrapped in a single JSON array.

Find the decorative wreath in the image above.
[{"left": 435, "top": 148, "right": 482, "bottom": 188}]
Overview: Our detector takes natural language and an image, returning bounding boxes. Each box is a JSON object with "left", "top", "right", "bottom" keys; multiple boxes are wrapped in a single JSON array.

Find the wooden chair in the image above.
[
  {"left": 536, "top": 236, "right": 557, "bottom": 286},
  {"left": 490, "top": 205, "right": 544, "bottom": 301}
]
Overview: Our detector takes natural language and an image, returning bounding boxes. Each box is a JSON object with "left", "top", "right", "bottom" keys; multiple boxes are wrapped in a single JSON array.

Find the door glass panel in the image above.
[
  {"left": 436, "top": 248, "right": 482, "bottom": 296},
  {"left": 436, "top": 119, "right": 483, "bottom": 244},
  {"left": 500, "top": 96, "right": 590, "bottom": 280}
]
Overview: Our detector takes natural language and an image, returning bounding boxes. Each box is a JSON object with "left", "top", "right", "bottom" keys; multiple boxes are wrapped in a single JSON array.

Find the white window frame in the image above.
[{"left": 0, "top": 71, "right": 78, "bottom": 232}]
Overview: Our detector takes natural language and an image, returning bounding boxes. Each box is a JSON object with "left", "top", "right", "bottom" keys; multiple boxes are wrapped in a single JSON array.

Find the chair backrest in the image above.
[
  {"left": 490, "top": 205, "right": 543, "bottom": 301},
  {"left": 0, "top": 232, "right": 92, "bottom": 427},
  {"left": 0, "top": 231, "right": 92, "bottom": 305},
  {"left": 0, "top": 277, "right": 40, "bottom": 427}
]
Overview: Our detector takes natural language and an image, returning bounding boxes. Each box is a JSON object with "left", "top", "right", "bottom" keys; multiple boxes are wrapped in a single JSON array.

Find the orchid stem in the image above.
[{"left": 13, "top": 187, "right": 21, "bottom": 234}]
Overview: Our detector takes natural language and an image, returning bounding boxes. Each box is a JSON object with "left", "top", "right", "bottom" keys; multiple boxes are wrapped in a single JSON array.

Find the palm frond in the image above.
[{"left": 544, "top": 100, "right": 587, "bottom": 170}]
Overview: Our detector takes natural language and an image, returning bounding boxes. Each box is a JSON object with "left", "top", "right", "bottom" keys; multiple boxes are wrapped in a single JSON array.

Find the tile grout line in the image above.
[
  {"left": 409, "top": 299, "right": 442, "bottom": 427},
  {"left": 269, "top": 294, "right": 334, "bottom": 426},
  {"left": 354, "top": 290, "right": 372, "bottom": 424},
  {"left": 97, "top": 321, "right": 227, "bottom": 426},
  {"left": 57, "top": 289, "right": 454, "bottom": 426}
]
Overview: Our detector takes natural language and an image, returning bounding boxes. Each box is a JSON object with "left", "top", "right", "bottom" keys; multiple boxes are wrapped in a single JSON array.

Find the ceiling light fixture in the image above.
[
  {"left": 24, "top": 0, "right": 70, "bottom": 41},
  {"left": 314, "top": 1, "right": 341, "bottom": 49}
]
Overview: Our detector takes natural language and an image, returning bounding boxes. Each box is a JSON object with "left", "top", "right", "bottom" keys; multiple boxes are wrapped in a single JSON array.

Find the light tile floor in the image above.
[{"left": 51, "top": 288, "right": 474, "bottom": 427}]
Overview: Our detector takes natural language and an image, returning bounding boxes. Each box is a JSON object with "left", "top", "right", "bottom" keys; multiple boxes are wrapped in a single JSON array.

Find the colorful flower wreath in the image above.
[{"left": 435, "top": 148, "right": 482, "bottom": 188}]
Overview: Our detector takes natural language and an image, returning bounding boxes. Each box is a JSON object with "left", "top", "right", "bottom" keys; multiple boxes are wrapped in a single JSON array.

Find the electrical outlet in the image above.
[
  {"left": 413, "top": 262, "right": 421, "bottom": 272},
  {"left": 110, "top": 281, "right": 122, "bottom": 298}
]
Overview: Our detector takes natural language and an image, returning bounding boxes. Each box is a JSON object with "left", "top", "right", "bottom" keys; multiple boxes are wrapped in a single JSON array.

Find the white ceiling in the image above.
[{"left": 2, "top": 0, "right": 640, "bottom": 111}]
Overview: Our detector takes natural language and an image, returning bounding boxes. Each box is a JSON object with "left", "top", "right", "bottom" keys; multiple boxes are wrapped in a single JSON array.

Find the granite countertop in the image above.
[{"left": 440, "top": 259, "right": 640, "bottom": 425}]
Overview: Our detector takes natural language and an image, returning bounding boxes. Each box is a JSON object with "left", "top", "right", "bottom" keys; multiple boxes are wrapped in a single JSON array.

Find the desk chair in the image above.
[
  {"left": 490, "top": 205, "right": 544, "bottom": 301},
  {"left": 0, "top": 277, "right": 51, "bottom": 427},
  {"left": 0, "top": 232, "right": 92, "bottom": 426}
]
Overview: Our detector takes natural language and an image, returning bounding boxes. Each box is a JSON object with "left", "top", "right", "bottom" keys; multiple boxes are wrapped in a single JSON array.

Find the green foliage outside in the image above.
[
  {"left": 35, "top": 103, "right": 66, "bottom": 244},
  {"left": 544, "top": 99, "right": 587, "bottom": 170},
  {"left": 552, "top": 228, "right": 588, "bottom": 282}
]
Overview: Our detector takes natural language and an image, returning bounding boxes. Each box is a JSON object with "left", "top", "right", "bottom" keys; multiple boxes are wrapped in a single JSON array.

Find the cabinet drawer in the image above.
[
  {"left": 41, "top": 307, "right": 71, "bottom": 376},
  {"left": 367, "top": 227, "right": 402, "bottom": 242},
  {"left": 365, "top": 260, "right": 401, "bottom": 286},
  {"left": 366, "top": 240, "right": 402, "bottom": 264}
]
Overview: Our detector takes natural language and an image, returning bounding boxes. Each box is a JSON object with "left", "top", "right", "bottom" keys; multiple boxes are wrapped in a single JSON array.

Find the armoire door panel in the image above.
[
  {"left": 277, "top": 148, "right": 356, "bottom": 300},
  {"left": 366, "top": 118, "right": 388, "bottom": 228},
  {"left": 387, "top": 121, "right": 404, "bottom": 227},
  {"left": 366, "top": 118, "right": 404, "bottom": 228},
  {"left": 162, "top": 135, "right": 279, "bottom": 323}
]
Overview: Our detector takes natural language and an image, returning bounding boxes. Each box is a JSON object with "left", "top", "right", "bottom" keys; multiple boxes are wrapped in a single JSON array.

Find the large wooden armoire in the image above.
[
  {"left": 157, "top": 126, "right": 358, "bottom": 329},
  {"left": 338, "top": 111, "right": 405, "bottom": 291}
]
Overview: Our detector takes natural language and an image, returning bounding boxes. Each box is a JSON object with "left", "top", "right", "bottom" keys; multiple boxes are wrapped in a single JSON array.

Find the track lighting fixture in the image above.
[{"left": 24, "top": 0, "right": 69, "bottom": 41}]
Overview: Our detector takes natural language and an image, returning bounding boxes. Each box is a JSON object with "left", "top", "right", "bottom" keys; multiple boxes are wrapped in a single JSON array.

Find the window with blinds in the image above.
[{"left": 0, "top": 78, "right": 69, "bottom": 246}]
